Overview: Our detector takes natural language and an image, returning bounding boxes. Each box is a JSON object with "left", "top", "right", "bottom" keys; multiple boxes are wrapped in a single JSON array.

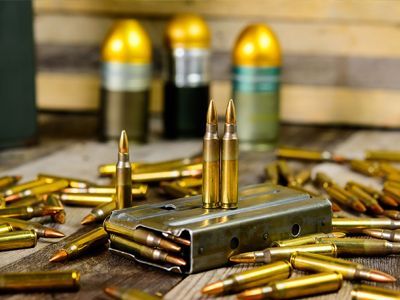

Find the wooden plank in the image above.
[
  {"left": 35, "top": 14, "right": 400, "bottom": 58},
  {"left": 34, "top": 0, "right": 400, "bottom": 24}
]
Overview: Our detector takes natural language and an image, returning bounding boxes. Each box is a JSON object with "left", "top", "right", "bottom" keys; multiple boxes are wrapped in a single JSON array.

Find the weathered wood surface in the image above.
[{"left": 1, "top": 124, "right": 400, "bottom": 299}]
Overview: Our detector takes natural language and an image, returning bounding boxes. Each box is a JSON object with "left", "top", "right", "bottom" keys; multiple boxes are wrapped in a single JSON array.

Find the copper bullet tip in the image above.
[
  {"left": 166, "top": 255, "right": 186, "bottom": 266},
  {"left": 353, "top": 201, "right": 367, "bottom": 213},
  {"left": 229, "top": 252, "right": 256, "bottom": 263},
  {"left": 332, "top": 232, "right": 347, "bottom": 238},
  {"left": 371, "top": 203, "right": 384, "bottom": 215},
  {"left": 382, "top": 195, "right": 399, "bottom": 207},
  {"left": 370, "top": 269, "right": 396, "bottom": 282},
  {"left": 49, "top": 249, "right": 68, "bottom": 262},
  {"left": 225, "top": 99, "right": 236, "bottom": 124},
  {"left": 206, "top": 100, "right": 218, "bottom": 125},
  {"left": 119, "top": 130, "right": 129, "bottom": 154},
  {"left": 43, "top": 228, "right": 65, "bottom": 238},
  {"left": 201, "top": 281, "right": 224, "bottom": 295},
  {"left": 81, "top": 214, "right": 96, "bottom": 225},
  {"left": 237, "top": 288, "right": 264, "bottom": 300},
  {"left": 362, "top": 229, "right": 382, "bottom": 239},
  {"left": 104, "top": 286, "right": 120, "bottom": 299}
]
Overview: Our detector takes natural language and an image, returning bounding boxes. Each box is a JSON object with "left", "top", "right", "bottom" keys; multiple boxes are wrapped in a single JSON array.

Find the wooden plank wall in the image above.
[{"left": 34, "top": 0, "right": 400, "bottom": 127}]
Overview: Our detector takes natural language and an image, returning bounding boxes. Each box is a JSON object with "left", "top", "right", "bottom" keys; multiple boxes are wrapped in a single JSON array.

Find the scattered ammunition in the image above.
[
  {"left": 276, "top": 147, "right": 346, "bottom": 162},
  {"left": 363, "top": 229, "right": 400, "bottom": 242},
  {"left": 325, "top": 185, "right": 366, "bottom": 213},
  {"left": 229, "top": 243, "right": 337, "bottom": 264},
  {"left": 350, "top": 160, "right": 383, "bottom": 177},
  {"left": 290, "top": 252, "right": 396, "bottom": 282},
  {"left": 104, "top": 221, "right": 181, "bottom": 252},
  {"left": 116, "top": 130, "right": 132, "bottom": 209},
  {"left": 0, "top": 223, "right": 13, "bottom": 234},
  {"left": 81, "top": 201, "right": 116, "bottom": 225},
  {"left": 0, "top": 218, "right": 64, "bottom": 238},
  {"left": 0, "top": 230, "right": 37, "bottom": 251},
  {"left": 0, "top": 271, "right": 80, "bottom": 292},
  {"left": 352, "top": 284, "right": 400, "bottom": 300},
  {"left": 0, "top": 176, "right": 21, "bottom": 190},
  {"left": 202, "top": 100, "right": 220, "bottom": 209},
  {"left": 5, "top": 179, "right": 69, "bottom": 202},
  {"left": 382, "top": 210, "right": 400, "bottom": 220},
  {"left": 62, "top": 184, "right": 148, "bottom": 199},
  {"left": 202, "top": 261, "right": 292, "bottom": 296},
  {"left": 345, "top": 184, "right": 384, "bottom": 214},
  {"left": 221, "top": 100, "right": 239, "bottom": 209},
  {"left": 271, "top": 232, "right": 346, "bottom": 247},
  {"left": 110, "top": 234, "right": 186, "bottom": 266},
  {"left": 37, "top": 173, "right": 94, "bottom": 188},
  {"left": 1, "top": 178, "right": 49, "bottom": 197},
  {"left": 277, "top": 160, "right": 295, "bottom": 185},
  {"left": 131, "top": 163, "right": 202, "bottom": 182},
  {"left": 317, "top": 237, "right": 400, "bottom": 256},
  {"left": 237, "top": 272, "right": 343, "bottom": 300},
  {"left": 104, "top": 286, "right": 161, "bottom": 300},
  {"left": 291, "top": 169, "right": 311, "bottom": 187},
  {"left": 347, "top": 180, "right": 398, "bottom": 207},
  {"left": 332, "top": 217, "right": 400, "bottom": 230},
  {"left": 58, "top": 193, "right": 114, "bottom": 207},
  {"left": 365, "top": 150, "right": 400, "bottom": 162},
  {"left": 50, "top": 227, "right": 108, "bottom": 262},
  {"left": 0, "top": 205, "right": 63, "bottom": 220},
  {"left": 264, "top": 162, "right": 279, "bottom": 185},
  {"left": 161, "top": 232, "right": 191, "bottom": 247},
  {"left": 46, "top": 194, "right": 66, "bottom": 224},
  {"left": 7, "top": 195, "right": 44, "bottom": 208}
]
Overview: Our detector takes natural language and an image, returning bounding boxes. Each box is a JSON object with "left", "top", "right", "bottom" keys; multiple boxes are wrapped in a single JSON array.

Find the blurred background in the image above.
[{"left": 1, "top": 0, "right": 400, "bottom": 149}]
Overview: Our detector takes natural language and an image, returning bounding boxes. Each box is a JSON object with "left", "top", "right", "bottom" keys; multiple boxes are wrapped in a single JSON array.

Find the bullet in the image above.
[
  {"left": 110, "top": 234, "right": 186, "bottom": 266},
  {"left": 382, "top": 210, "right": 400, "bottom": 220},
  {"left": 365, "top": 150, "right": 400, "bottom": 162},
  {"left": 81, "top": 201, "right": 116, "bottom": 225},
  {"left": 131, "top": 163, "right": 202, "bottom": 182},
  {"left": 276, "top": 147, "right": 346, "bottom": 163},
  {"left": 277, "top": 160, "right": 295, "bottom": 186},
  {"left": 104, "top": 221, "right": 181, "bottom": 252},
  {"left": 37, "top": 173, "right": 95, "bottom": 189},
  {"left": 387, "top": 172, "right": 400, "bottom": 182},
  {"left": 325, "top": 185, "right": 366, "bottom": 213},
  {"left": 202, "top": 100, "right": 220, "bottom": 208},
  {"left": 317, "top": 237, "right": 400, "bottom": 256},
  {"left": 58, "top": 193, "right": 114, "bottom": 207},
  {"left": 347, "top": 181, "right": 398, "bottom": 207},
  {"left": 229, "top": 243, "right": 337, "bottom": 264},
  {"left": 116, "top": 130, "right": 132, "bottom": 209},
  {"left": 264, "top": 162, "right": 279, "bottom": 185},
  {"left": 5, "top": 179, "right": 69, "bottom": 202},
  {"left": 100, "top": 20, "right": 152, "bottom": 142},
  {"left": 1, "top": 178, "right": 49, "bottom": 197},
  {"left": 0, "top": 205, "right": 63, "bottom": 220},
  {"left": 50, "top": 227, "right": 108, "bottom": 262},
  {"left": 0, "top": 271, "right": 80, "bottom": 292},
  {"left": 332, "top": 217, "right": 400, "bottom": 230},
  {"left": 271, "top": 232, "right": 346, "bottom": 247},
  {"left": 0, "top": 218, "right": 64, "bottom": 238},
  {"left": 237, "top": 272, "right": 343, "bottom": 300},
  {"left": 352, "top": 284, "right": 400, "bottom": 300},
  {"left": 62, "top": 184, "right": 148, "bottom": 199},
  {"left": 0, "top": 223, "right": 13, "bottom": 234},
  {"left": 345, "top": 184, "right": 384, "bottom": 214},
  {"left": 350, "top": 160, "right": 384, "bottom": 177},
  {"left": 0, "top": 176, "right": 21, "bottom": 190},
  {"left": 290, "top": 252, "right": 396, "bottom": 282},
  {"left": 46, "top": 194, "right": 66, "bottom": 224},
  {"left": 174, "top": 177, "right": 203, "bottom": 188},
  {"left": 164, "top": 14, "right": 210, "bottom": 139},
  {"left": 362, "top": 229, "right": 400, "bottom": 242},
  {"left": 7, "top": 195, "right": 45, "bottom": 208},
  {"left": 202, "top": 261, "right": 292, "bottom": 296},
  {"left": 291, "top": 169, "right": 311, "bottom": 187},
  {"left": 383, "top": 185, "right": 400, "bottom": 205},
  {"left": 161, "top": 232, "right": 191, "bottom": 247},
  {"left": 221, "top": 100, "right": 239, "bottom": 209},
  {"left": 160, "top": 181, "right": 200, "bottom": 198},
  {"left": 0, "top": 230, "right": 37, "bottom": 251},
  {"left": 104, "top": 286, "right": 161, "bottom": 300}
]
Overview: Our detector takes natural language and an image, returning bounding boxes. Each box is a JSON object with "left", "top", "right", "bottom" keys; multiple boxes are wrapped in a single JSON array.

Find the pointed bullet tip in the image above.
[
  {"left": 225, "top": 99, "right": 236, "bottom": 124},
  {"left": 44, "top": 228, "right": 65, "bottom": 238},
  {"left": 119, "top": 130, "right": 129, "bottom": 154},
  {"left": 81, "top": 214, "right": 96, "bottom": 225},
  {"left": 49, "top": 250, "right": 68, "bottom": 262},
  {"left": 201, "top": 281, "right": 224, "bottom": 295},
  {"left": 206, "top": 100, "right": 218, "bottom": 125},
  {"left": 371, "top": 270, "right": 397, "bottom": 282},
  {"left": 229, "top": 252, "right": 256, "bottom": 263},
  {"left": 333, "top": 232, "right": 347, "bottom": 238},
  {"left": 104, "top": 286, "right": 119, "bottom": 298}
]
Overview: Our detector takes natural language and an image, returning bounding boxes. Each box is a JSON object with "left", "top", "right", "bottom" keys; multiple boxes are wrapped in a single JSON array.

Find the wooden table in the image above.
[{"left": 0, "top": 117, "right": 399, "bottom": 300}]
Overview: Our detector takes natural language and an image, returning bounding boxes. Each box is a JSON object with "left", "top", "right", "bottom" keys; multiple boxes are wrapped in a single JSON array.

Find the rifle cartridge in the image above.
[
  {"left": 0, "top": 176, "right": 21, "bottom": 190},
  {"left": 5, "top": 180, "right": 69, "bottom": 202},
  {"left": 81, "top": 201, "right": 116, "bottom": 225},
  {"left": 62, "top": 184, "right": 148, "bottom": 199},
  {"left": 131, "top": 163, "right": 202, "bottom": 182},
  {"left": 161, "top": 181, "right": 199, "bottom": 198},
  {"left": 345, "top": 184, "right": 384, "bottom": 214},
  {"left": 271, "top": 232, "right": 346, "bottom": 247},
  {"left": 37, "top": 173, "right": 95, "bottom": 188},
  {"left": 276, "top": 147, "right": 346, "bottom": 162},
  {"left": 7, "top": 195, "right": 44, "bottom": 208},
  {"left": 0, "top": 229, "right": 36, "bottom": 251},
  {"left": 291, "top": 169, "right": 311, "bottom": 187},
  {"left": 362, "top": 229, "right": 400, "bottom": 242},
  {"left": 332, "top": 217, "right": 400, "bottom": 230},
  {"left": 347, "top": 181, "right": 398, "bottom": 207},
  {"left": 0, "top": 205, "right": 63, "bottom": 220},
  {"left": 0, "top": 217, "right": 64, "bottom": 238},
  {"left": 365, "top": 150, "right": 400, "bottom": 162},
  {"left": 58, "top": 193, "right": 114, "bottom": 207},
  {"left": 352, "top": 284, "right": 400, "bottom": 300},
  {"left": 0, "top": 223, "right": 13, "bottom": 234},
  {"left": 350, "top": 160, "right": 383, "bottom": 177},
  {"left": 116, "top": 130, "right": 132, "bottom": 209}
]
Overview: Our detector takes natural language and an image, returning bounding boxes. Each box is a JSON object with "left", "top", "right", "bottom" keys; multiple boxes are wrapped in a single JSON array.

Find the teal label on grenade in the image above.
[{"left": 233, "top": 66, "right": 280, "bottom": 92}]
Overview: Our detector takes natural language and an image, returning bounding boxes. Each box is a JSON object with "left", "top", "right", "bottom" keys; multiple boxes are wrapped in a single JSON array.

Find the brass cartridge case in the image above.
[
  {"left": 387, "top": 172, "right": 400, "bottom": 182},
  {"left": 345, "top": 184, "right": 383, "bottom": 214},
  {"left": 276, "top": 147, "right": 346, "bottom": 162},
  {"left": 277, "top": 160, "right": 295, "bottom": 185},
  {"left": 380, "top": 163, "right": 400, "bottom": 176},
  {"left": 0, "top": 229, "right": 36, "bottom": 250},
  {"left": 332, "top": 217, "right": 400, "bottom": 230},
  {"left": 104, "top": 221, "right": 181, "bottom": 252},
  {"left": 290, "top": 252, "right": 395, "bottom": 282},
  {"left": 37, "top": 173, "right": 94, "bottom": 188},
  {"left": 131, "top": 163, "right": 202, "bottom": 182},
  {"left": 62, "top": 184, "right": 148, "bottom": 199},
  {"left": 82, "top": 201, "right": 116, "bottom": 224},
  {"left": 365, "top": 150, "right": 400, "bottom": 162},
  {"left": 0, "top": 217, "right": 64, "bottom": 238},
  {"left": 46, "top": 194, "right": 66, "bottom": 224},
  {"left": 291, "top": 169, "right": 311, "bottom": 187},
  {"left": 116, "top": 130, "right": 132, "bottom": 209},
  {"left": 221, "top": 100, "right": 239, "bottom": 209},
  {"left": 0, "top": 205, "right": 62, "bottom": 220},
  {"left": 202, "top": 100, "right": 220, "bottom": 208},
  {"left": 0, "top": 271, "right": 80, "bottom": 292},
  {"left": 202, "top": 261, "right": 291, "bottom": 296},
  {"left": 382, "top": 210, "right": 400, "bottom": 220},
  {"left": 0, "top": 223, "right": 13, "bottom": 234},
  {"left": 352, "top": 284, "right": 400, "bottom": 300},
  {"left": 161, "top": 181, "right": 200, "bottom": 198},
  {"left": 237, "top": 272, "right": 343, "bottom": 300},
  {"left": 104, "top": 286, "right": 161, "bottom": 300},
  {"left": 264, "top": 162, "right": 279, "bottom": 185},
  {"left": 1, "top": 178, "right": 49, "bottom": 197},
  {"left": 5, "top": 179, "right": 69, "bottom": 202},
  {"left": 7, "top": 195, "right": 44, "bottom": 208},
  {"left": 110, "top": 234, "right": 186, "bottom": 266},
  {"left": 0, "top": 176, "right": 21, "bottom": 190},
  {"left": 318, "top": 237, "right": 400, "bottom": 256},
  {"left": 272, "top": 232, "right": 346, "bottom": 247},
  {"left": 58, "top": 193, "right": 114, "bottom": 207},
  {"left": 350, "top": 160, "right": 383, "bottom": 177},
  {"left": 347, "top": 181, "right": 398, "bottom": 207},
  {"left": 363, "top": 229, "right": 400, "bottom": 242},
  {"left": 325, "top": 186, "right": 366, "bottom": 212}
]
